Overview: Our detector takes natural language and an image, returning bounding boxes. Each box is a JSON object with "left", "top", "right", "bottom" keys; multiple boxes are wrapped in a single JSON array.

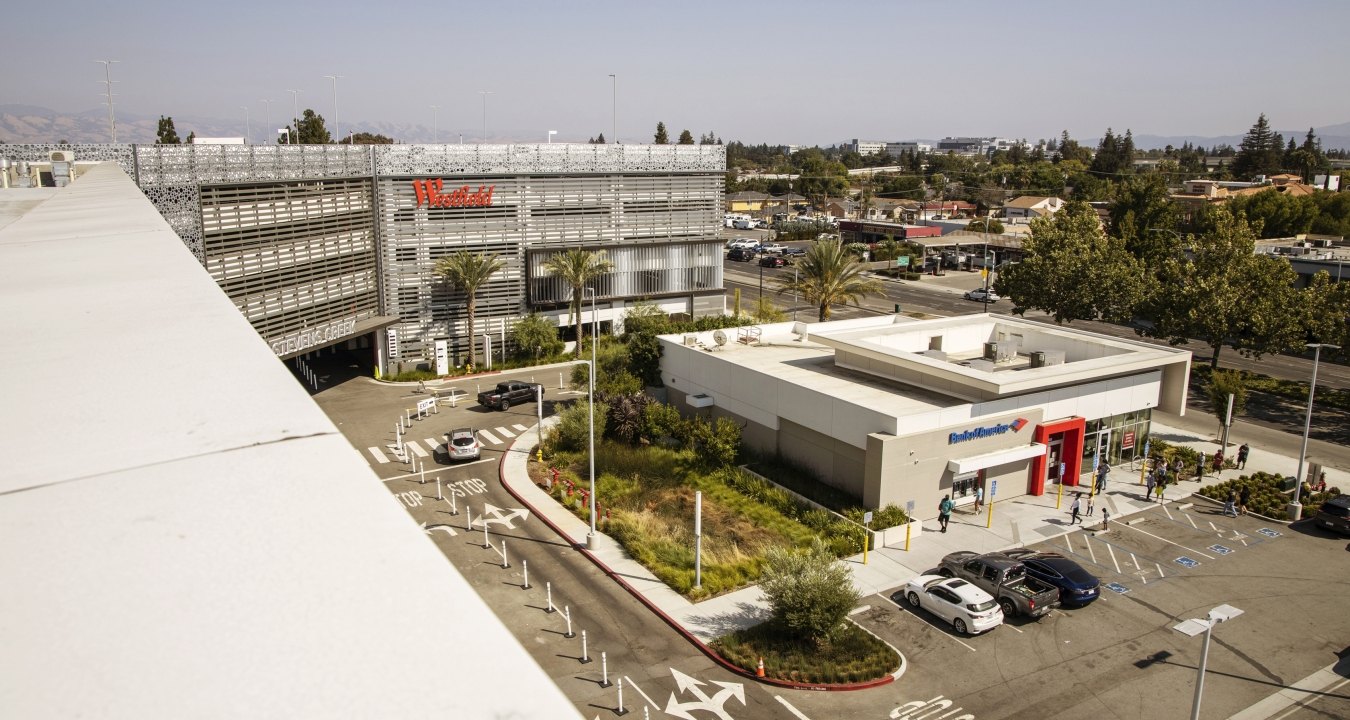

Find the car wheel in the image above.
[
  {"left": 999, "top": 598, "right": 1016, "bottom": 617},
  {"left": 938, "top": 568, "right": 953, "bottom": 578},
  {"left": 907, "top": 592, "right": 920, "bottom": 608},
  {"left": 954, "top": 618, "right": 968, "bottom": 635},
  {"left": 500, "top": 400, "right": 510, "bottom": 411}
]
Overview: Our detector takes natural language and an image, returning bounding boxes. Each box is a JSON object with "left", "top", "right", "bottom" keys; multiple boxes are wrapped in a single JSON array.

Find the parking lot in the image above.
[{"left": 848, "top": 502, "right": 1350, "bottom": 719}]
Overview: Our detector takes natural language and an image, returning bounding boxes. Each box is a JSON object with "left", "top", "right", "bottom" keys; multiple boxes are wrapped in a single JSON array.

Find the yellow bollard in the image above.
[
  {"left": 1056, "top": 477, "right": 1063, "bottom": 510},
  {"left": 986, "top": 498, "right": 994, "bottom": 528},
  {"left": 904, "top": 521, "right": 911, "bottom": 552}
]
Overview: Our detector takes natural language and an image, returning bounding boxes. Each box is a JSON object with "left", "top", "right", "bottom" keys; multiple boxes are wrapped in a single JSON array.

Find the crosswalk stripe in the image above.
[
  {"left": 405, "top": 440, "right": 429, "bottom": 458},
  {"left": 512, "top": 424, "right": 528, "bottom": 432},
  {"left": 424, "top": 438, "right": 442, "bottom": 453},
  {"left": 368, "top": 447, "right": 390, "bottom": 463},
  {"left": 496, "top": 426, "right": 516, "bottom": 438},
  {"left": 478, "top": 429, "right": 502, "bottom": 445}
]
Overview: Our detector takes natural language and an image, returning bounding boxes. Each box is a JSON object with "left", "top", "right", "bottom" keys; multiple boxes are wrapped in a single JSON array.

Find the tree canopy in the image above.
[
  {"left": 1232, "top": 114, "right": 1285, "bottom": 180},
  {"left": 541, "top": 249, "right": 614, "bottom": 357},
  {"left": 433, "top": 250, "right": 505, "bottom": 369},
  {"left": 155, "top": 116, "right": 181, "bottom": 144},
  {"left": 289, "top": 109, "right": 332, "bottom": 144},
  {"left": 653, "top": 122, "right": 669, "bottom": 145},
  {"left": 995, "top": 201, "right": 1143, "bottom": 324},
  {"left": 759, "top": 539, "right": 861, "bottom": 646},
  {"left": 677, "top": 129, "right": 695, "bottom": 145},
  {"left": 775, "top": 238, "right": 883, "bottom": 321}
]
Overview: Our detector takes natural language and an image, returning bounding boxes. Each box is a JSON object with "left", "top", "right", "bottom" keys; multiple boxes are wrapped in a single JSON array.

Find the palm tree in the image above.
[
  {"left": 433, "top": 250, "right": 505, "bottom": 370},
  {"left": 541, "top": 248, "right": 614, "bottom": 357},
  {"left": 775, "top": 238, "right": 883, "bottom": 321}
]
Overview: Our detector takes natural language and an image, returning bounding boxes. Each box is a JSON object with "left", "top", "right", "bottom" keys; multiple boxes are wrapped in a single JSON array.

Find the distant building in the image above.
[
  {"left": 936, "top": 137, "right": 1023, "bottom": 157},
  {"left": 726, "top": 190, "right": 771, "bottom": 213},
  {"left": 1003, "top": 196, "right": 1065, "bottom": 222},
  {"left": 849, "top": 139, "right": 888, "bottom": 155},
  {"left": 885, "top": 142, "right": 932, "bottom": 157}
]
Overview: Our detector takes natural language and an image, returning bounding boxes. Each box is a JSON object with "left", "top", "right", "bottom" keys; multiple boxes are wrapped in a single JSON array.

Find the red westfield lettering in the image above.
[{"left": 411, "top": 179, "right": 495, "bottom": 208}]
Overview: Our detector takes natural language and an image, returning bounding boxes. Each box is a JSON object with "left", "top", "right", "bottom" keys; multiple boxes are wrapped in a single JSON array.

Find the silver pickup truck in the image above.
[{"left": 939, "top": 551, "right": 1061, "bottom": 619}]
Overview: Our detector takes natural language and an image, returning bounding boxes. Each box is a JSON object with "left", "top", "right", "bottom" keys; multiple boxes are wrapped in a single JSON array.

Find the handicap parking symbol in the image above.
[
  {"left": 1105, "top": 582, "right": 1131, "bottom": 594},
  {"left": 1257, "top": 528, "right": 1283, "bottom": 538},
  {"left": 1208, "top": 544, "right": 1233, "bottom": 555},
  {"left": 1174, "top": 556, "right": 1200, "bottom": 569}
]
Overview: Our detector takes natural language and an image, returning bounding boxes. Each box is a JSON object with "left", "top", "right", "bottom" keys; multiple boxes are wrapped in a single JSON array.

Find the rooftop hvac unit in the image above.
[
  {"left": 983, "top": 341, "right": 1017, "bottom": 363},
  {"left": 50, "top": 150, "right": 75, "bottom": 163},
  {"left": 1029, "top": 350, "right": 1065, "bottom": 368}
]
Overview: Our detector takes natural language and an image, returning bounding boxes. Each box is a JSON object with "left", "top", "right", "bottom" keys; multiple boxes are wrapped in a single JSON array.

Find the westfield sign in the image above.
[{"left": 411, "top": 179, "right": 496, "bottom": 208}]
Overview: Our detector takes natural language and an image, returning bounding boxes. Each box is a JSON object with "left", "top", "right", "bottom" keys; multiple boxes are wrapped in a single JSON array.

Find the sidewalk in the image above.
[{"left": 499, "top": 417, "right": 1346, "bottom": 644}]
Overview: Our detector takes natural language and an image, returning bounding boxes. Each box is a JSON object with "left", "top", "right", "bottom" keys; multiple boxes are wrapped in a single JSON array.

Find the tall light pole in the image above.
[
  {"left": 478, "top": 91, "right": 494, "bottom": 143},
  {"left": 583, "top": 287, "right": 598, "bottom": 548},
  {"left": 287, "top": 89, "right": 302, "bottom": 142},
  {"left": 323, "top": 75, "right": 343, "bottom": 144},
  {"left": 241, "top": 106, "right": 251, "bottom": 144},
  {"left": 981, "top": 213, "right": 993, "bottom": 312},
  {"left": 608, "top": 74, "right": 616, "bottom": 144},
  {"left": 430, "top": 105, "right": 439, "bottom": 143},
  {"left": 548, "top": 130, "right": 557, "bottom": 144},
  {"left": 1173, "top": 604, "right": 1243, "bottom": 720},
  {"left": 259, "top": 99, "right": 272, "bottom": 145},
  {"left": 1290, "top": 342, "right": 1339, "bottom": 520},
  {"left": 94, "top": 60, "right": 120, "bottom": 142}
]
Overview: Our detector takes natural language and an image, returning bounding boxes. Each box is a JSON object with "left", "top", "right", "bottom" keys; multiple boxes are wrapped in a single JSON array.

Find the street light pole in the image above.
[
  {"left": 548, "top": 130, "right": 557, "bottom": 144},
  {"left": 323, "top": 75, "right": 343, "bottom": 144},
  {"left": 1174, "top": 604, "right": 1243, "bottom": 720},
  {"left": 259, "top": 99, "right": 272, "bottom": 145},
  {"left": 430, "top": 105, "right": 439, "bottom": 144},
  {"left": 1290, "top": 342, "right": 1339, "bottom": 520},
  {"left": 240, "top": 106, "right": 251, "bottom": 144},
  {"left": 287, "top": 89, "right": 302, "bottom": 142},
  {"left": 608, "top": 74, "right": 616, "bottom": 143},
  {"left": 584, "top": 287, "right": 598, "bottom": 548},
  {"left": 479, "top": 90, "right": 494, "bottom": 143}
]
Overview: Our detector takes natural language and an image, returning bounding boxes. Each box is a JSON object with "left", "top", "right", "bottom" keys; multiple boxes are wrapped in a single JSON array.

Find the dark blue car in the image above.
[{"left": 1002, "top": 550, "right": 1100, "bottom": 606}]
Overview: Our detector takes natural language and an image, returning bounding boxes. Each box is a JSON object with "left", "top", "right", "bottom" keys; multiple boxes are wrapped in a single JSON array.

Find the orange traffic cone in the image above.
[{"left": 756, "top": 657, "right": 765, "bottom": 678}]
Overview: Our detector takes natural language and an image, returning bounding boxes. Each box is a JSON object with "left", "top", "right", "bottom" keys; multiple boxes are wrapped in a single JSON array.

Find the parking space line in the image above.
[
  {"left": 405, "top": 440, "right": 429, "bottom": 458},
  {"left": 1065, "top": 534, "right": 1075, "bottom": 554},
  {"left": 1106, "top": 543, "right": 1121, "bottom": 574},
  {"left": 478, "top": 429, "right": 502, "bottom": 445},
  {"left": 1084, "top": 536, "right": 1097, "bottom": 565},
  {"left": 1162, "top": 504, "right": 1174, "bottom": 520},
  {"left": 495, "top": 426, "right": 516, "bottom": 438},
  {"left": 1185, "top": 513, "right": 1198, "bottom": 529},
  {"left": 1119, "top": 523, "right": 1215, "bottom": 559},
  {"left": 1156, "top": 562, "right": 1165, "bottom": 578},
  {"left": 1208, "top": 520, "right": 1219, "bottom": 532},
  {"left": 624, "top": 676, "right": 659, "bottom": 710},
  {"left": 368, "top": 447, "right": 389, "bottom": 463},
  {"left": 873, "top": 591, "right": 977, "bottom": 652},
  {"left": 1129, "top": 552, "right": 1139, "bottom": 570}
]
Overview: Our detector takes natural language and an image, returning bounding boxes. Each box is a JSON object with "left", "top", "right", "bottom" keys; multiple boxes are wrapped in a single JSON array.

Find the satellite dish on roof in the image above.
[{"left": 713, "top": 330, "right": 728, "bottom": 346}]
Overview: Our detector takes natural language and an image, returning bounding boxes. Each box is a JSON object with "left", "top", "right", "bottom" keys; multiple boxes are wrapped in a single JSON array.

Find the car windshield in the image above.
[
  {"left": 451, "top": 435, "right": 474, "bottom": 447},
  {"left": 1322, "top": 501, "right": 1350, "bottom": 518},
  {"left": 967, "top": 599, "right": 997, "bottom": 612}
]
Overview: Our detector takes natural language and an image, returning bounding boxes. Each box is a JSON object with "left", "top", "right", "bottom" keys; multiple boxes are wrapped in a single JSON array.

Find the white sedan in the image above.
[
  {"left": 896, "top": 575, "right": 1003, "bottom": 635},
  {"left": 757, "top": 242, "right": 787, "bottom": 254},
  {"left": 963, "top": 288, "right": 1001, "bottom": 302}
]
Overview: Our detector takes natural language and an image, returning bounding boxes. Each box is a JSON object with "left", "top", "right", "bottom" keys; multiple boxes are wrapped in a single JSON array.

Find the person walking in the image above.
[
  {"left": 1237, "top": 443, "right": 1250, "bottom": 470},
  {"left": 1212, "top": 451, "right": 1224, "bottom": 474},
  {"left": 1155, "top": 475, "right": 1167, "bottom": 501},
  {"left": 1102, "top": 508, "right": 1111, "bottom": 530},
  {"left": 1239, "top": 486, "right": 1250, "bottom": 515},
  {"left": 1070, "top": 494, "right": 1082, "bottom": 525},
  {"left": 1095, "top": 462, "right": 1110, "bottom": 493},
  {"left": 973, "top": 485, "right": 984, "bottom": 513},
  {"left": 1086, "top": 495, "right": 1095, "bottom": 517},
  {"left": 1173, "top": 457, "right": 1185, "bottom": 482},
  {"left": 1145, "top": 472, "right": 1156, "bottom": 500},
  {"left": 1223, "top": 490, "right": 1238, "bottom": 517},
  {"left": 938, "top": 495, "right": 954, "bottom": 533}
]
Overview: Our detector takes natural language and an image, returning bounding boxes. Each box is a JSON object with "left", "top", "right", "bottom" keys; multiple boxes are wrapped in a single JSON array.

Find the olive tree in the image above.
[{"left": 759, "top": 539, "right": 860, "bottom": 646}]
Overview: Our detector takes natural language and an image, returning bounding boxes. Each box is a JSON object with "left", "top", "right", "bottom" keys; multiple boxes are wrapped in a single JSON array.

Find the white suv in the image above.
[{"left": 447, "top": 428, "right": 481, "bottom": 461}]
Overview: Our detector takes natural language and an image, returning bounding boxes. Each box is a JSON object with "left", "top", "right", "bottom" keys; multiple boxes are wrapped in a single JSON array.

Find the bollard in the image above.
[
  {"left": 483, "top": 517, "right": 490, "bottom": 549},
  {"left": 465, "top": 506, "right": 472, "bottom": 531},
  {"left": 502, "top": 540, "right": 509, "bottom": 569},
  {"left": 617, "top": 677, "right": 626, "bottom": 715},
  {"left": 450, "top": 488, "right": 458, "bottom": 515},
  {"left": 419, "top": 460, "right": 425, "bottom": 485},
  {"left": 580, "top": 630, "right": 591, "bottom": 664},
  {"left": 600, "top": 651, "right": 611, "bottom": 687},
  {"left": 546, "top": 581, "right": 555, "bottom": 613},
  {"left": 644, "top": 707, "right": 650, "bottom": 720},
  {"left": 522, "top": 560, "right": 530, "bottom": 589},
  {"left": 437, "top": 477, "right": 442, "bottom": 501},
  {"left": 564, "top": 605, "right": 574, "bottom": 638}
]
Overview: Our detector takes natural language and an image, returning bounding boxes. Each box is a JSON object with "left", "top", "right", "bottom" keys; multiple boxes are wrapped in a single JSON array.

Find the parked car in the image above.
[
  {"left": 1000, "top": 549, "right": 1101, "bottom": 606},
  {"left": 939, "top": 551, "right": 1061, "bottom": 618},
  {"left": 727, "top": 248, "right": 756, "bottom": 262},
  {"left": 447, "top": 428, "right": 481, "bottom": 461},
  {"left": 1314, "top": 495, "right": 1350, "bottom": 535},
  {"left": 758, "top": 242, "right": 787, "bottom": 254},
  {"left": 728, "top": 239, "right": 758, "bottom": 250},
  {"left": 964, "top": 288, "right": 1001, "bottom": 302},
  {"left": 758, "top": 255, "right": 787, "bottom": 268},
  {"left": 781, "top": 247, "right": 806, "bottom": 257},
  {"left": 895, "top": 575, "right": 1003, "bottom": 635}
]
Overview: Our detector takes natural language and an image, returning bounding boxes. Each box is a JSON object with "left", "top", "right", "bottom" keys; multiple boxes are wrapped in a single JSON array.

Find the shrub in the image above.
[
  {"left": 711, "top": 620, "right": 898, "bottom": 684},
  {"left": 641, "top": 402, "right": 684, "bottom": 444},
  {"left": 759, "top": 539, "right": 861, "bottom": 645},
  {"left": 511, "top": 312, "right": 565, "bottom": 359},
  {"left": 549, "top": 399, "right": 610, "bottom": 452},
  {"left": 843, "top": 504, "right": 909, "bottom": 530}
]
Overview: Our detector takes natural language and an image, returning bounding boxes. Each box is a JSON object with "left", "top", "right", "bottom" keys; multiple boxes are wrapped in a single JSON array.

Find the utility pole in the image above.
[
  {"left": 479, "top": 91, "right": 495, "bottom": 143},
  {"left": 323, "top": 75, "right": 344, "bottom": 144},
  {"left": 287, "top": 89, "right": 302, "bottom": 142},
  {"left": 608, "top": 74, "right": 616, "bottom": 144},
  {"left": 94, "top": 60, "right": 120, "bottom": 142}
]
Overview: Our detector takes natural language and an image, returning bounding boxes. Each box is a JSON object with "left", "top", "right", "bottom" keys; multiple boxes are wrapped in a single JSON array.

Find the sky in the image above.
[{"left": 5, "top": 0, "right": 1350, "bottom": 146}]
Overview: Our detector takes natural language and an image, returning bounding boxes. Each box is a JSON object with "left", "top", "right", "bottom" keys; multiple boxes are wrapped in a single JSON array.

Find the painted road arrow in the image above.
[
  {"left": 664, "top": 667, "right": 745, "bottom": 720},
  {"left": 473, "top": 503, "right": 531, "bottom": 530}
]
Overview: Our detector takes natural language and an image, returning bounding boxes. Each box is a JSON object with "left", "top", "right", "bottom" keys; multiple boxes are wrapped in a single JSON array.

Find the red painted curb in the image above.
[{"left": 497, "top": 447, "right": 896, "bottom": 692}]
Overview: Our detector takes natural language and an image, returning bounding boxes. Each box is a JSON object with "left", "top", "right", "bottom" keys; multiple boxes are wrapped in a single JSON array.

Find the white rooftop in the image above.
[{"left": 0, "top": 165, "right": 576, "bottom": 718}]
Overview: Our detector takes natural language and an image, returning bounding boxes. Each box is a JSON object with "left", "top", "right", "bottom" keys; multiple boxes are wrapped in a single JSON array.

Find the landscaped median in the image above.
[
  {"left": 528, "top": 439, "right": 903, "bottom": 686},
  {"left": 1195, "top": 471, "right": 1341, "bottom": 519}
]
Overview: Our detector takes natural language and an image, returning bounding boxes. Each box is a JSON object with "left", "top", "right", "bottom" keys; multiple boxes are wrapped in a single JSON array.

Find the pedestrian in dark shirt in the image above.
[{"left": 1237, "top": 443, "right": 1250, "bottom": 470}]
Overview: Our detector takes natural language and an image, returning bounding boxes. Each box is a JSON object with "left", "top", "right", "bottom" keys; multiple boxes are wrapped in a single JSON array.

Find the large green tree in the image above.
[
  {"left": 653, "top": 122, "right": 669, "bottom": 144},
  {"left": 759, "top": 539, "right": 861, "bottom": 646},
  {"left": 677, "top": 129, "right": 695, "bottom": 145},
  {"left": 433, "top": 250, "right": 505, "bottom": 369},
  {"left": 1137, "top": 207, "right": 1302, "bottom": 368},
  {"left": 1108, "top": 174, "right": 1179, "bottom": 262},
  {"left": 341, "top": 132, "right": 396, "bottom": 144},
  {"left": 511, "top": 313, "right": 563, "bottom": 359},
  {"left": 775, "top": 238, "right": 883, "bottom": 321},
  {"left": 289, "top": 109, "right": 332, "bottom": 144},
  {"left": 155, "top": 116, "right": 181, "bottom": 144},
  {"left": 1232, "top": 114, "right": 1284, "bottom": 179},
  {"left": 1226, "top": 189, "right": 1317, "bottom": 238},
  {"left": 541, "top": 248, "right": 614, "bottom": 357},
  {"left": 994, "top": 201, "right": 1143, "bottom": 324}
]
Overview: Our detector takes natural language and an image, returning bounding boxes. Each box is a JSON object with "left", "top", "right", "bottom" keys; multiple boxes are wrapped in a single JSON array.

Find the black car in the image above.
[
  {"left": 1000, "top": 549, "right": 1100, "bottom": 606},
  {"left": 727, "top": 248, "right": 756, "bottom": 262},
  {"left": 1314, "top": 495, "right": 1350, "bottom": 535},
  {"left": 759, "top": 255, "right": 786, "bottom": 268},
  {"left": 780, "top": 247, "right": 806, "bottom": 257}
]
